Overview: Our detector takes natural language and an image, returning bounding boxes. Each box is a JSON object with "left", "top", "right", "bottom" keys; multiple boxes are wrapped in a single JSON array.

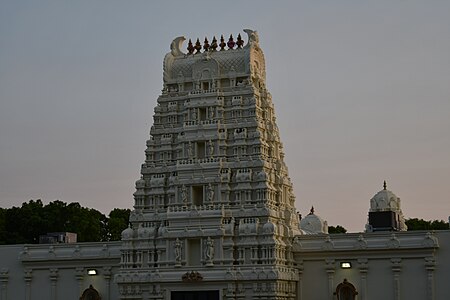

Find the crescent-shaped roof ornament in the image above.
[
  {"left": 243, "top": 29, "right": 259, "bottom": 48},
  {"left": 170, "top": 36, "right": 186, "bottom": 57}
]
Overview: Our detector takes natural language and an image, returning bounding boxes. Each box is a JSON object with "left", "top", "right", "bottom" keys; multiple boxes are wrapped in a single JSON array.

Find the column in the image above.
[
  {"left": 49, "top": 268, "right": 58, "bottom": 300},
  {"left": 0, "top": 268, "right": 8, "bottom": 300},
  {"left": 24, "top": 269, "right": 33, "bottom": 300},
  {"left": 425, "top": 257, "right": 436, "bottom": 300},
  {"left": 325, "top": 259, "right": 335, "bottom": 300},
  {"left": 296, "top": 262, "right": 303, "bottom": 300},
  {"left": 391, "top": 258, "right": 401, "bottom": 300},
  {"left": 75, "top": 268, "right": 84, "bottom": 297},
  {"left": 103, "top": 267, "right": 112, "bottom": 300},
  {"left": 358, "top": 259, "right": 368, "bottom": 300}
]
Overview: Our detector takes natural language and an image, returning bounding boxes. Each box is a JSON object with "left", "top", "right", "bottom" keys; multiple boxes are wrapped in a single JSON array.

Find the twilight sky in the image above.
[{"left": 1, "top": 1, "right": 449, "bottom": 232}]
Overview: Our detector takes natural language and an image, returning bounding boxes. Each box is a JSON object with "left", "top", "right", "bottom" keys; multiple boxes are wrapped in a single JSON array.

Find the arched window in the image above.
[
  {"left": 80, "top": 285, "right": 101, "bottom": 300},
  {"left": 334, "top": 279, "right": 358, "bottom": 300}
]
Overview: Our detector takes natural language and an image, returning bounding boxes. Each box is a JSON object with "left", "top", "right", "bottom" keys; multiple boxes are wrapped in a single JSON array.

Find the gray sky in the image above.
[{"left": 1, "top": 0, "right": 449, "bottom": 232}]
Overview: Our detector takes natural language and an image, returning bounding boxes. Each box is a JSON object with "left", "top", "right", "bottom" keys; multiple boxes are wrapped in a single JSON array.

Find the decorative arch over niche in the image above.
[
  {"left": 334, "top": 279, "right": 358, "bottom": 300},
  {"left": 80, "top": 285, "right": 101, "bottom": 300}
]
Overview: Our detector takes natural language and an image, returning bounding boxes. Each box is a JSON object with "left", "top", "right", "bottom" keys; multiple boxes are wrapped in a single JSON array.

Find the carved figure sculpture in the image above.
[
  {"left": 207, "top": 183, "right": 214, "bottom": 202},
  {"left": 181, "top": 185, "right": 188, "bottom": 204},
  {"left": 205, "top": 237, "right": 214, "bottom": 262},
  {"left": 174, "top": 238, "right": 182, "bottom": 263},
  {"left": 187, "top": 142, "right": 194, "bottom": 158},
  {"left": 208, "top": 140, "right": 214, "bottom": 156}
]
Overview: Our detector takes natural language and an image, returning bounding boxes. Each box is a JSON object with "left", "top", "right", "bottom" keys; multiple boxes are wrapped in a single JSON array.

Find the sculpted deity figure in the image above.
[
  {"left": 181, "top": 185, "right": 188, "bottom": 204},
  {"left": 209, "top": 106, "right": 215, "bottom": 119},
  {"left": 187, "top": 142, "right": 194, "bottom": 158},
  {"left": 205, "top": 237, "right": 214, "bottom": 262},
  {"left": 208, "top": 140, "right": 214, "bottom": 156},
  {"left": 174, "top": 238, "right": 182, "bottom": 263},
  {"left": 207, "top": 183, "right": 214, "bottom": 202}
]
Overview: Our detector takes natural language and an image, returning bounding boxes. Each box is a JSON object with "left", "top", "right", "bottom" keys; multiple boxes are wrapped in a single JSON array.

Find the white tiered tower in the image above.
[{"left": 116, "top": 29, "right": 301, "bottom": 300}]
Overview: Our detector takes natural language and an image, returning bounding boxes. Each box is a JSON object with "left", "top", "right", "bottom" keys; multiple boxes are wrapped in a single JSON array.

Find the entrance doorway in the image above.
[{"left": 171, "top": 290, "right": 219, "bottom": 300}]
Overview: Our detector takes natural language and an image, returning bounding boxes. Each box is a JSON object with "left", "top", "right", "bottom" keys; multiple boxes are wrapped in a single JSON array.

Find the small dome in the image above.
[
  {"left": 137, "top": 224, "right": 150, "bottom": 239},
  {"left": 135, "top": 177, "right": 146, "bottom": 188},
  {"left": 263, "top": 220, "right": 275, "bottom": 234},
  {"left": 299, "top": 207, "right": 328, "bottom": 234},
  {"left": 366, "top": 181, "right": 408, "bottom": 232},
  {"left": 121, "top": 225, "right": 134, "bottom": 240},
  {"left": 370, "top": 181, "right": 400, "bottom": 212}
]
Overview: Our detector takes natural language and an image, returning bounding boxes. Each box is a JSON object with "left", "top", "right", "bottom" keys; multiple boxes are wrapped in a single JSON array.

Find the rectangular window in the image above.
[
  {"left": 192, "top": 185, "right": 204, "bottom": 206},
  {"left": 197, "top": 141, "right": 206, "bottom": 159},
  {"left": 187, "top": 239, "right": 201, "bottom": 266},
  {"left": 199, "top": 107, "right": 207, "bottom": 120}
]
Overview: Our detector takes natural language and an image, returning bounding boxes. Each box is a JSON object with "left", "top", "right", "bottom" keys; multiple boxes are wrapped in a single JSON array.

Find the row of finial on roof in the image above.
[{"left": 187, "top": 34, "right": 244, "bottom": 54}]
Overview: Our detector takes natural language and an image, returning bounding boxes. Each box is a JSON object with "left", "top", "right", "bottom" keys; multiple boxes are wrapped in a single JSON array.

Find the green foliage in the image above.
[
  {"left": 0, "top": 208, "right": 6, "bottom": 245},
  {"left": 107, "top": 208, "right": 131, "bottom": 241},
  {"left": 0, "top": 200, "right": 130, "bottom": 244},
  {"left": 405, "top": 218, "right": 449, "bottom": 231},
  {"left": 328, "top": 225, "right": 347, "bottom": 234}
]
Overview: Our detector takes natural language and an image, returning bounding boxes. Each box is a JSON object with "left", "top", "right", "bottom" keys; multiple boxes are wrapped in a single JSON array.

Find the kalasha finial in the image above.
[
  {"left": 309, "top": 206, "right": 314, "bottom": 215},
  {"left": 219, "top": 35, "right": 226, "bottom": 50},
  {"left": 236, "top": 33, "right": 244, "bottom": 49},
  {"left": 187, "top": 39, "right": 194, "bottom": 54},
  {"left": 203, "top": 37, "right": 210, "bottom": 51},
  {"left": 211, "top": 36, "right": 218, "bottom": 51},
  {"left": 194, "top": 38, "right": 202, "bottom": 53},
  {"left": 383, "top": 180, "right": 387, "bottom": 190},
  {"left": 227, "top": 34, "right": 235, "bottom": 49}
]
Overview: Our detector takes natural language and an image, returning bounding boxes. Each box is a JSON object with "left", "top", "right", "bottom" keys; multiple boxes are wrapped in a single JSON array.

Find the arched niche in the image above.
[
  {"left": 334, "top": 278, "right": 358, "bottom": 300},
  {"left": 80, "top": 285, "right": 101, "bottom": 300}
]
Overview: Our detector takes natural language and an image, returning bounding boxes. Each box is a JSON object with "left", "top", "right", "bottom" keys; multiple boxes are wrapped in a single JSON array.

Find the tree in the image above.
[
  {"left": 0, "top": 200, "right": 116, "bottom": 244},
  {"left": 0, "top": 208, "right": 5, "bottom": 245},
  {"left": 328, "top": 225, "right": 347, "bottom": 234},
  {"left": 405, "top": 218, "right": 449, "bottom": 231},
  {"left": 107, "top": 208, "right": 131, "bottom": 241}
]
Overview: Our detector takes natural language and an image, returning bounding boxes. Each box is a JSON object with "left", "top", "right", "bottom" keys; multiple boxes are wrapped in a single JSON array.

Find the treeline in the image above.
[
  {"left": 0, "top": 200, "right": 130, "bottom": 245},
  {"left": 405, "top": 218, "right": 449, "bottom": 231},
  {"left": 328, "top": 218, "right": 449, "bottom": 234}
]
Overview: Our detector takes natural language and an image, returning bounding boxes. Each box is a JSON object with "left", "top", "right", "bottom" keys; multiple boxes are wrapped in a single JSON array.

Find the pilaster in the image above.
[
  {"left": 75, "top": 267, "right": 84, "bottom": 296},
  {"left": 425, "top": 257, "right": 436, "bottom": 300},
  {"left": 325, "top": 259, "right": 335, "bottom": 300},
  {"left": 0, "top": 268, "right": 8, "bottom": 300},
  {"left": 103, "top": 267, "right": 112, "bottom": 300},
  {"left": 391, "top": 258, "right": 401, "bottom": 300},
  {"left": 24, "top": 269, "right": 33, "bottom": 300},
  {"left": 296, "top": 261, "right": 303, "bottom": 300},
  {"left": 358, "top": 259, "right": 368, "bottom": 300},
  {"left": 49, "top": 268, "right": 58, "bottom": 300}
]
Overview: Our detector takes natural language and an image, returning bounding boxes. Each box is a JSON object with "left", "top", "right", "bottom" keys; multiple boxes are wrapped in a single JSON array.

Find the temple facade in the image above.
[{"left": 0, "top": 30, "right": 449, "bottom": 300}]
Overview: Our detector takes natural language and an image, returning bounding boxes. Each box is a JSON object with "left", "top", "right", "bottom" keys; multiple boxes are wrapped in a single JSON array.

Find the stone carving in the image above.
[
  {"left": 244, "top": 29, "right": 259, "bottom": 47},
  {"left": 174, "top": 238, "right": 182, "bottom": 265},
  {"left": 181, "top": 185, "right": 188, "bottom": 204},
  {"left": 187, "top": 142, "right": 194, "bottom": 158},
  {"left": 208, "top": 140, "right": 214, "bottom": 156},
  {"left": 182, "top": 271, "right": 203, "bottom": 282},
  {"left": 170, "top": 36, "right": 186, "bottom": 57},
  {"left": 205, "top": 237, "right": 214, "bottom": 265},
  {"left": 207, "top": 183, "right": 214, "bottom": 202}
]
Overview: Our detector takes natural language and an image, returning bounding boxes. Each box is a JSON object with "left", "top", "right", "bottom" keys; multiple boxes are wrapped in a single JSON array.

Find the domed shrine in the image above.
[{"left": 366, "top": 181, "right": 407, "bottom": 232}]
